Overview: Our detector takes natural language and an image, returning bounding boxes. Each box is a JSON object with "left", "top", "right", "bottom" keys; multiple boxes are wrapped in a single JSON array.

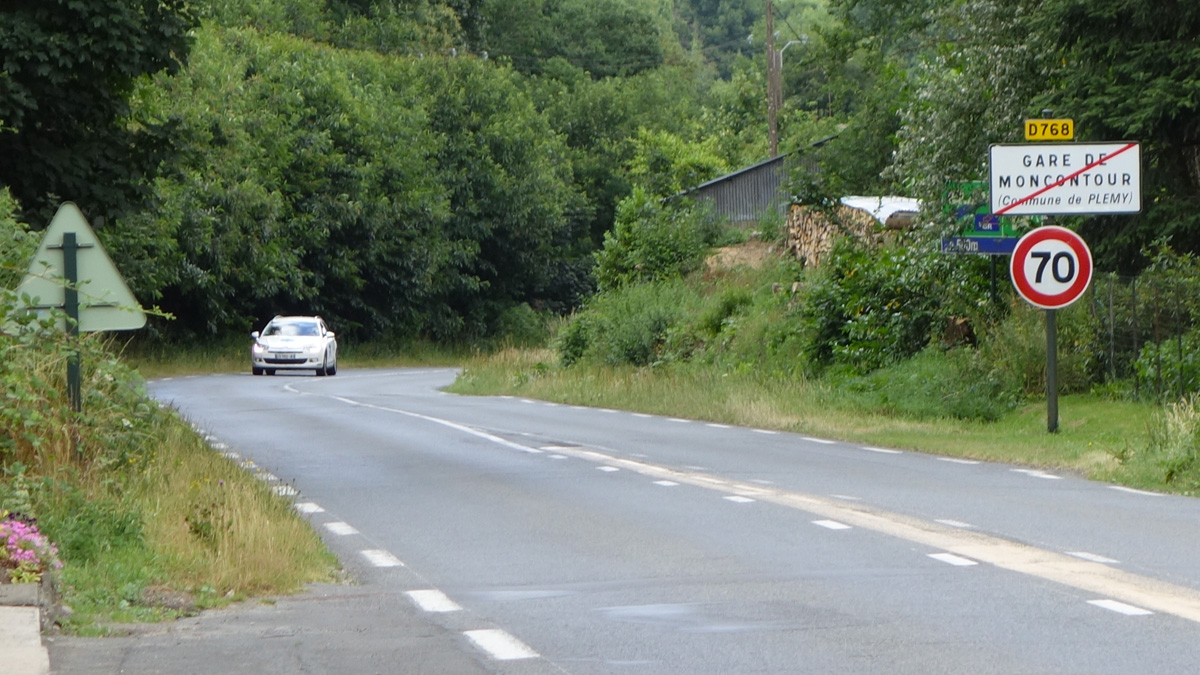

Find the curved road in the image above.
[{"left": 105, "top": 368, "right": 1200, "bottom": 672}]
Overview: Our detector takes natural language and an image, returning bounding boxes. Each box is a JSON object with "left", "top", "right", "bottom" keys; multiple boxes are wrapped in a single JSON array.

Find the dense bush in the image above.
[
  {"left": 980, "top": 299, "right": 1102, "bottom": 396},
  {"left": 556, "top": 280, "right": 702, "bottom": 367},
  {"left": 593, "top": 188, "right": 720, "bottom": 292}
]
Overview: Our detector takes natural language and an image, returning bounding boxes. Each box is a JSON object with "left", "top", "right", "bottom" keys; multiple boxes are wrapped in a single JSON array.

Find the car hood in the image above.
[{"left": 256, "top": 335, "right": 325, "bottom": 349}]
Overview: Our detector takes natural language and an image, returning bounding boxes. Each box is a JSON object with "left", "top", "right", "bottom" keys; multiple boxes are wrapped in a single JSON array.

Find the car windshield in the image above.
[{"left": 264, "top": 321, "right": 320, "bottom": 337}]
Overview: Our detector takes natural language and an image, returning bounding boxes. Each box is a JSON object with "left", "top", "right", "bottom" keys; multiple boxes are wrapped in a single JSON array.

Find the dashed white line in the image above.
[
  {"left": 863, "top": 447, "right": 902, "bottom": 455},
  {"left": 632, "top": 413, "right": 652, "bottom": 418},
  {"left": 406, "top": 590, "right": 462, "bottom": 613},
  {"left": 802, "top": 437, "right": 836, "bottom": 445},
  {"left": 724, "top": 495, "right": 755, "bottom": 503},
  {"left": 272, "top": 484, "right": 297, "bottom": 496},
  {"left": 1089, "top": 599, "right": 1153, "bottom": 616},
  {"left": 598, "top": 466, "right": 620, "bottom": 473},
  {"left": 1068, "top": 551, "right": 1119, "bottom": 564},
  {"left": 361, "top": 549, "right": 404, "bottom": 568},
  {"left": 464, "top": 629, "right": 539, "bottom": 660},
  {"left": 813, "top": 520, "right": 852, "bottom": 530},
  {"left": 752, "top": 429, "right": 778, "bottom": 435},
  {"left": 324, "top": 522, "right": 359, "bottom": 536},
  {"left": 1012, "top": 469, "right": 1063, "bottom": 480},
  {"left": 654, "top": 480, "right": 679, "bottom": 487},
  {"left": 256, "top": 472, "right": 278, "bottom": 482},
  {"left": 830, "top": 494, "right": 861, "bottom": 501},
  {"left": 210, "top": 442, "right": 229, "bottom": 450},
  {"left": 539, "top": 445, "right": 575, "bottom": 451},
  {"left": 1109, "top": 486, "right": 1162, "bottom": 497},
  {"left": 929, "top": 552, "right": 978, "bottom": 567},
  {"left": 668, "top": 418, "right": 690, "bottom": 423},
  {"left": 548, "top": 454, "right": 568, "bottom": 460},
  {"left": 295, "top": 502, "right": 324, "bottom": 514},
  {"left": 937, "top": 457, "right": 980, "bottom": 465},
  {"left": 935, "top": 519, "right": 974, "bottom": 529},
  {"left": 706, "top": 423, "right": 731, "bottom": 429}
]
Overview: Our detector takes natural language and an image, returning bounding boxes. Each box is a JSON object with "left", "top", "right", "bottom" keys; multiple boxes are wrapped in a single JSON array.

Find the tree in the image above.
[
  {"left": 0, "top": 0, "right": 199, "bottom": 226},
  {"left": 1035, "top": 0, "right": 1200, "bottom": 273}
]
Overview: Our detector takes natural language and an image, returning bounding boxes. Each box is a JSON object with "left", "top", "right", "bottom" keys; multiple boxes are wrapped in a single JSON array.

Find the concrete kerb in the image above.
[{"left": 0, "top": 578, "right": 55, "bottom": 675}]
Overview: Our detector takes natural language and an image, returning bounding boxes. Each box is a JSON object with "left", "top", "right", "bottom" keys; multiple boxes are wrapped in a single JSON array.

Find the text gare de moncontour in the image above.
[{"left": 995, "top": 151, "right": 1135, "bottom": 208}]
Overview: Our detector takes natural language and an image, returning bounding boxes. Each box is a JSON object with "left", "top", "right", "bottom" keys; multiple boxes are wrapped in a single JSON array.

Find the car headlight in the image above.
[
  {"left": 306, "top": 345, "right": 322, "bottom": 354},
  {"left": 252, "top": 343, "right": 267, "bottom": 354}
]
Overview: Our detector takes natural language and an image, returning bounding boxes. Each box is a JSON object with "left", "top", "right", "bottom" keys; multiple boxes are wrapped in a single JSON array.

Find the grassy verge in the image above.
[{"left": 446, "top": 347, "right": 1186, "bottom": 494}]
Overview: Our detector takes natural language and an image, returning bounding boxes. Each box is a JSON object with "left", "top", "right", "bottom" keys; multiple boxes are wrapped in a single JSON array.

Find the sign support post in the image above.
[
  {"left": 62, "top": 232, "right": 82, "bottom": 412},
  {"left": 1046, "top": 309, "right": 1058, "bottom": 432}
]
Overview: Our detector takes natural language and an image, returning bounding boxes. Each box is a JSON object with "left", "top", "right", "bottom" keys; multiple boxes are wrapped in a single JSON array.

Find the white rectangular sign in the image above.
[{"left": 989, "top": 142, "right": 1141, "bottom": 216}]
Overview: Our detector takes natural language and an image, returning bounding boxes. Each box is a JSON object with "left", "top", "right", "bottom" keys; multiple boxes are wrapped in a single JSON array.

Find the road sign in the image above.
[
  {"left": 17, "top": 202, "right": 146, "bottom": 331},
  {"left": 989, "top": 142, "right": 1141, "bottom": 216},
  {"left": 941, "top": 236, "right": 1019, "bottom": 256},
  {"left": 1024, "top": 119, "right": 1074, "bottom": 141},
  {"left": 1010, "top": 226, "right": 1093, "bottom": 309}
]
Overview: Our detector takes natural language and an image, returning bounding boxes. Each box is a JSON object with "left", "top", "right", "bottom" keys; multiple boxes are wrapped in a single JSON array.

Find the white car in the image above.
[{"left": 250, "top": 315, "right": 338, "bottom": 376}]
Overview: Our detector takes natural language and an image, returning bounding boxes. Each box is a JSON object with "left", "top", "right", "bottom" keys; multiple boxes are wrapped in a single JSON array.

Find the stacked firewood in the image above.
[{"left": 783, "top": 203, "right": 884, "bottom": 267}]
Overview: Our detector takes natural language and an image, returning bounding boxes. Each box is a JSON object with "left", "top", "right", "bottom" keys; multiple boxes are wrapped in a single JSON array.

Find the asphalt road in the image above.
[{"left": 51, "top": 368, "right": 1200, "bottom": 673}]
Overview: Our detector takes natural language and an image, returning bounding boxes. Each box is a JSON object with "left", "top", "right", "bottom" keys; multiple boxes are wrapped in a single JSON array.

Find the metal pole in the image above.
[
  {"left": 766, "top": 0, "right": 779, "bottom": 156},
  {"left": 1046, "top": 309, "right": 1058, "bottom": 433},
  {"left": 63, "top": 232, "right": 82, "bottom": 413}
]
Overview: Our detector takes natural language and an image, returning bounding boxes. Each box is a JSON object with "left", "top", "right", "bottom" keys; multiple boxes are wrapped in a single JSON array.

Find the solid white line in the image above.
[
  {"left": 324, "top": 522, "right": 359, "bottom": 536},
  {"left": 1089, "top": 599, "right": 1153, "bottom": 616},
  {"left": 813, "top": 520, "right": 852, "bottom": 530},
  {"left": 929, "top": 552, "right": 978, "bottom": 567},
  {"left": 361, "top": 549, "right": 404, "bottom": 567},
  {"left": 1068, "top": 551, "right": 1119, "bottom": 564},
  {"left": 802, "top": 437, "right": 836, "bottom": 445},
  {"left": 935, "top": 519, "right": 974, "bottom": 529},
  {"left": 653, "top": 480, "right": 679, "bottom": 487},
  {"left": 406, "top": 590, "right": 462, "bottom": 613},
  {"left": 937, "top": 457, "right": 980, "bottom": 465},
  {"left": 464, "top": 629, "right": 539, "bottom": 660},
  {"left": 724, "top": 495, "right": 755, "bottom": 503},
  {"left": 294, "top": 502, "right": 324, "bottom": 514},
  {"left": 863, "top": 447, "right": 902, "bottom": 455},
  {"left": 1108, "top": 486, "right": 1162, "bottom": 497}
]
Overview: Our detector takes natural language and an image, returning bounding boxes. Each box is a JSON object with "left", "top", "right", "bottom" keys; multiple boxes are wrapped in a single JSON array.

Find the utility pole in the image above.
[{"left": 766, "top": 0, "right": 780, "bottom": 156}]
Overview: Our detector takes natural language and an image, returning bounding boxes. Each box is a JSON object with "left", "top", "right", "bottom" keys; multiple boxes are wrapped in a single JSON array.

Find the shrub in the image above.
[
  {"left": 555, "top": 280, "right": 701, "bottom": 367},
  {"left": 980, "top": 298, "right": 1101, "bottom": 396},
  {"left": 593, "top": 187, "right": 717, "bottom": 292}
]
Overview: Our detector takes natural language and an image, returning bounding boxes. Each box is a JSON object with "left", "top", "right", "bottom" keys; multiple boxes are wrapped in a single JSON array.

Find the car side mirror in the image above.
[
  {"left": 250, "top": 331, "right": 260, "bottom": 339},
  {"left": 325, "top": 331, "right": 336, "bottom": 338}
]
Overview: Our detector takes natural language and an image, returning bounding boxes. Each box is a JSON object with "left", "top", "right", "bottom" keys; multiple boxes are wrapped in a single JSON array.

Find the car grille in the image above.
[{"left": 266, "top": 355, "right": 306, "bottom": 364}]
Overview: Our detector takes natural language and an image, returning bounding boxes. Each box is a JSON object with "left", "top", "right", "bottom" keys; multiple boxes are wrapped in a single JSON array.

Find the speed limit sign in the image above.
[{"left": 1010, "top": 226, "right": 1093, "bottom": 309}]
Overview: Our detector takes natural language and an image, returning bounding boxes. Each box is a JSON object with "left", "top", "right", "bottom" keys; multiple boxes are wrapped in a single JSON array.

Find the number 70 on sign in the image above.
[{"left": 1010, "top": 226, "right": 1093, "bottom": 309}]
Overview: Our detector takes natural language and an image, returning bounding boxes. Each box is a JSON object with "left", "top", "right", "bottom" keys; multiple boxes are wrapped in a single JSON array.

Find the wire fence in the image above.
[{"left": 1088, "top": 273, "right": 1200, "bottom": 400}]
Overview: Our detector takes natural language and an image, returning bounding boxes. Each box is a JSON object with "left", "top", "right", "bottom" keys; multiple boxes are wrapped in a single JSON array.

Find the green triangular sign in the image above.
[{"left": 17, "top": 202, "right": 146, "bottom": 332}]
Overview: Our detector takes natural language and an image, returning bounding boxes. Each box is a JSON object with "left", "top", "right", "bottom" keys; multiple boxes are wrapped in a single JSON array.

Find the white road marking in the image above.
[
  {"left": 1109, "top": 486, "right": 1162, "bottom": 497},
  {"left": 406, "top": 590, "right": 462, "bottom": 613},
  {"left": 668, "top": 418, "right": 690, "bottom": 423},
  {"left": 632, "top": 413, "right": 652, "bottom": 418},
  {"left": 210, "top": 442, "right": 228, "bottom": 450},
  {"left": 520, "top": 399, "right": 536, "bottom": 404},
  {"left": 548, "top": 454, "right": 568, "bottom": 460},
  {"left": 324, "top": 522, "right": 359, "bottom": 536},
  {"left": 937, "top": 457, "right": 980, "bottom": 465},
  {"left": 295, "top": 502, "right": 324, "bottom": 514},
  {"left": 802, "top": 437, "right": 836, "bottom": 445},
  {"left": 935, "top": 519, "right": 974, "bottom": 529},
  {"left": 539, "top": 445, "right": 575, "bottom": 451},
  {"left": 653, "top": 480, "right": 679, "bottom": 487},
  {"left": 361, "top": 549, "right": 404, "bottom": 567},
  {"left": 221, "top": 451, "right": 240, "bottom": 460},
  {"left": 830, "top": 494, "right": 861, "bottom": 501},
  {"left": 256, "top": 472, "right": 278, "bottom": 482},
  {"left": 598, "top": 466, "right": 620, "bottom": 473},
  {"left": 929, "top": 553, "right": 978, "bottom": 567},
  {"left": 1012, "top": 469, "right": 1063, "bottom": 480},
  {"left": 1089, "top": 599, "right": 1153, "bottom": 616},
  {"left": 863, "top": 446, "right": 902, "bottom": 455},
  {"left": 464, "top": 629, "right": 539, "bottom": 660},
  {"left": 314, "top": 391, "right": 1200, "bottom": 625},
  {"left": 752, "top": 429, "right": 778, "bottom": 435},
  {"left": 749, "top": 479, "right": 774, "bottom": 485},
  {"left": 813, "top": 520, "right": 852, "bottom": 530},
  {"left": 724, "top": 495, "right": 755, "bottom": 503},
  {"left": 1068, "top": 551, "right": 1119, "bottom": 564},
  {"left": 706, "top": 423, "right": 731, "bottom": 429},
  {"left": 272, "top": 484, "right": 297, "bottom": 496}
]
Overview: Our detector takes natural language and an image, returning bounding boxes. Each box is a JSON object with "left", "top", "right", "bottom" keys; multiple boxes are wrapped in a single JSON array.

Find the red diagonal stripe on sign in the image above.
[{"left": 995, "top": 142, "right": 1138, "bottom": 216}]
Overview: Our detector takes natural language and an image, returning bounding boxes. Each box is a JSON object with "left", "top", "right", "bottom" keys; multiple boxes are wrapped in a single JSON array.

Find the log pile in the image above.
[{"left": 783, "top": 203, "right": 884, "bottom": 267}]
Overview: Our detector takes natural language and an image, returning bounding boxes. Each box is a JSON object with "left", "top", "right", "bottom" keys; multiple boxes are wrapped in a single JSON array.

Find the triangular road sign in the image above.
[{"left": 17, "top": 202, "right": 146, "bottom": 332}]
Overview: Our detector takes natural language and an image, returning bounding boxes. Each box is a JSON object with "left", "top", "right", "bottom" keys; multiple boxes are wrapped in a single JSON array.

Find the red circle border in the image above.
[{"left": 1009, "top": 226, "right": 1093, "bottom": 309}]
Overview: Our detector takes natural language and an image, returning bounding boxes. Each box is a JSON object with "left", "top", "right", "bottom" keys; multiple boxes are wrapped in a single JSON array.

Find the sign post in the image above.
[
  {"left": 1009, "top": 226, "right": 1094, "bottom": 432},
  {"left": 18, "top": 203, "right": 147, "bottom": 412}
]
